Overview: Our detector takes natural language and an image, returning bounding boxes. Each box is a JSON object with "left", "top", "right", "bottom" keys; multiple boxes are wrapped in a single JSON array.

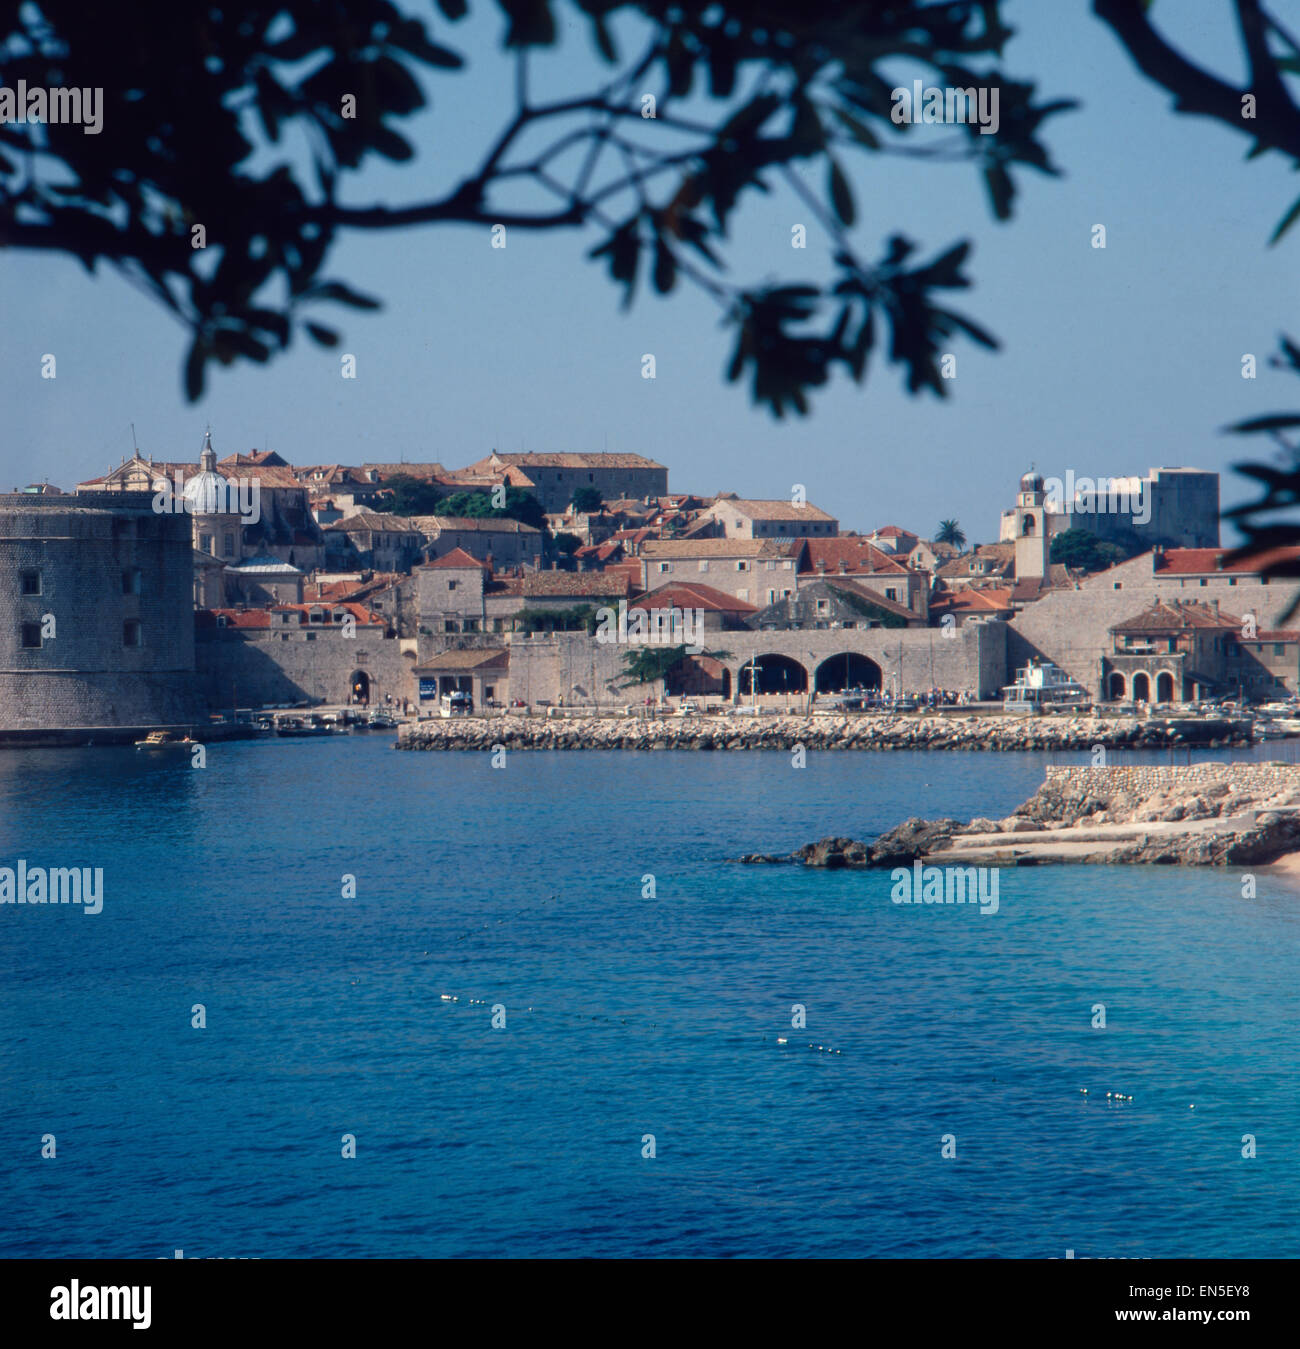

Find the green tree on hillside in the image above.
[
  {"left": 375, "top": 475, "right": 444, "bottom": 515},
  {"left": 1049, "top": 528, "right": 1128, "bottom": 574},
  {"left": 438, "top": 487, "right": 547, "bottom": 532}
]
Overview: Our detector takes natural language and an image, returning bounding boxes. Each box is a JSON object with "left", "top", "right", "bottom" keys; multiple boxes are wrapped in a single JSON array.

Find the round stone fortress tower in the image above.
[{"left": 0, "top": 492, "right": 200, "bottom": 733}]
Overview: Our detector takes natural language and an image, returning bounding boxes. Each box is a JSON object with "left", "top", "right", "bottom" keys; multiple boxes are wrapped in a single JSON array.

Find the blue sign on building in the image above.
[{"left": 419, "top": 678, "right": 437, "bottom": 701}]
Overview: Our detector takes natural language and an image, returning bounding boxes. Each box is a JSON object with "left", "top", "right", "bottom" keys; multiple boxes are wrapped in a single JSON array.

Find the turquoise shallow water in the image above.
[{"left": 1, "top": 738, "right": 1298, "bottom": 1258}]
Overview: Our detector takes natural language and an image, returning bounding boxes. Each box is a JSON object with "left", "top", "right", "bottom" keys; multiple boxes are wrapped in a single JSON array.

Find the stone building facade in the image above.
[
  {"left": 1008, "top": 548, "right": 1300, "bottom": 699},
  {"left": 0, "top": 494, "right": 200, "bottom": 731},
  {"left": 194, "top": 609, "right": 417, "bottom": 709},
  {"left": 503, "top": 622, "right": 1004, "bottom": 706}
]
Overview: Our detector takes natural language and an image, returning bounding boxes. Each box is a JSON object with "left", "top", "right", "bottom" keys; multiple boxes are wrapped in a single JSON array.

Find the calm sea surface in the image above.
[{"left": 2, "top": 737, "right": 1299, "bottom": 1258}]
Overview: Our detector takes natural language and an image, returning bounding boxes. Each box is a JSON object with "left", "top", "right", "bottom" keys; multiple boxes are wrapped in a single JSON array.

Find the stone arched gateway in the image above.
[
  {"left": 1132, "top": 671, "right": 1151, "bottom": 702},
  {"left": 1155, "top": 670, "right": 1176, "bottom": 703},
  {"left": 738, "top": 653, "right": 808, "bottom": 696},
  {"left": 665, "top": 654, "right": 731, "bottom": 698},
  {"left": 814, "top": 652, "right": 883, "bottom": 693},
  {"left": 1108, "top": 672, "right": 1127, "bottom": 700},
  {"left": 349, "top": 669, "right": 371, "bottom": 704}
]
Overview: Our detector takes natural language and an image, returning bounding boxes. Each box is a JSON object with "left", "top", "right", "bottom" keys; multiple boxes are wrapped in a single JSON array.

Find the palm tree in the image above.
[{"left": 936, "top": 519, "right": 966, "bottom": 549}]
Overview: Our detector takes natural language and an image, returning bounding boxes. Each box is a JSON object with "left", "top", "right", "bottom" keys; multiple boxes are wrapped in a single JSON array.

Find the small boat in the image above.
[
  {"left": 364, "top": 712, "right": 399, "bottom": 730},
  {"left": 275, "top": 717, "right": 335, "bottom": 738},
  {"left": 134, "top": 730, "right": 195, "bottom": 751},
  {"left": 1002, "top": 660, "right": 1090, "bottom": 715}
]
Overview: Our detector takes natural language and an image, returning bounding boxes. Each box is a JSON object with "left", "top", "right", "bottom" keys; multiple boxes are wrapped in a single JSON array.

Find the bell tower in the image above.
[{"left": 1013, "top": 467, "right": 1048, "bottom": 580}]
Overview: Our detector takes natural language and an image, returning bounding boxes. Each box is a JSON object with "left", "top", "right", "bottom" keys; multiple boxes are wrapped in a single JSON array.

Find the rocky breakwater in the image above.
[
  {"left": 395, "top": 712, "right": 1251, "bottom": 753},
  {"left": 749, "top": 763, "right": 1300, "bottom": 870}
]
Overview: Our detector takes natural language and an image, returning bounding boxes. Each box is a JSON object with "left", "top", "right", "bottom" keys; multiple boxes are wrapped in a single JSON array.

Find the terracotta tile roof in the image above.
[
  {"left": 714, "top": 498, "right": 836, "bottom": 522},
  {"left": 521, "top": 572, "right": 630, "bottom": 598},
  {"left": 873, "top": 524, "right": 918, "bottom": 541},
  {"left": 323, "top": 511, "right": 422, "bottom": 533},
  {"left": 198, "top": 602, "right": 384, "bottom": 629},
  {"left": 628, "top": 582, "right": 757, "bottom": 613},
  {"left": 800, "top": 537, "right": 909, "bottom": 575},
  {"left": 468, "top": 451, "right": 665, "bottom": 470},
  {"left": 1154, "top": 546, "right": 1300, "bottom": 575},
  {"left": 196, "top": 608, "right": 271, "bottom": 629},
  {"left": 819, "top": 580, "right": 919, "bottom": 623},
  {"left": 641, "top": 538, "right": 797, "bottom": 559},
  {"left": 931, "top": 587, "right": 1014, "bottom": 614},
  {"left": 1112, "top": 600, "right": 1241, "bottom": 633},
  {"left": 414, "top": 515, "right": 542, "bottom": 535},
  {"left": 360, "top": 462, "right": 448, "bottom": 481},
  {"left": 218, "top": 449, "right": 288, "bottom": 468},
  {"left": 422, "top": 547, "right": 487, "bottom": 570},
  {"left": 215, "top": 457, "right": 301, "bottom": 488}
]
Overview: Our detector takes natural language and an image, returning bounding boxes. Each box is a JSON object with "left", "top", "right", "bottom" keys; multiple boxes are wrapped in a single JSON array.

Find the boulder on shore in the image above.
[
  {"left": 793, "top": 836, "right": 870, "bottom": 869},
  {"left": 867, "top": 817, "right": 961, "bottom": 867}
]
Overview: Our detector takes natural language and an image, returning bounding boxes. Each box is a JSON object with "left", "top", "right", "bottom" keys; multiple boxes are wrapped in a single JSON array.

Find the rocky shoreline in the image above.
[
  {"left": 737, "top": 763, "right": 1300, "bottom": 869},
  {"left": 395, "top": 711, "right": 1255, "bottom": 753}
]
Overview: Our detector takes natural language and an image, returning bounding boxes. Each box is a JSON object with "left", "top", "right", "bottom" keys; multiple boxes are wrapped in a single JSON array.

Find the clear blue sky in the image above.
[{"left": 3, "top": 0, "right": 1298, "bottom": 543}]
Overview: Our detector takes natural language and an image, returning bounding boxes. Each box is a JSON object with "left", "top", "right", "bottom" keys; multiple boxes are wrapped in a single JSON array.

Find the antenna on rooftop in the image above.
[{"left": 130, "top": 423, "right": 138, "bottom": 452}]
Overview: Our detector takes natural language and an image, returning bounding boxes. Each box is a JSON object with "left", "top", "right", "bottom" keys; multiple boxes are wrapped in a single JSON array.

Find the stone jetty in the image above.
[
  {"left": 749, "top": 763, "right": 1300, "bottom": 869},
  {"left": 395, "top": 711, "right": 1254, "bottom": 753}
]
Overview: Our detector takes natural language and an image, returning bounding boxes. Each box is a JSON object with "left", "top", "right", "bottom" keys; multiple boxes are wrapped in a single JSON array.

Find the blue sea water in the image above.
[{"left": 2, "top": 737, "right": 1299, "bottom": 1259}]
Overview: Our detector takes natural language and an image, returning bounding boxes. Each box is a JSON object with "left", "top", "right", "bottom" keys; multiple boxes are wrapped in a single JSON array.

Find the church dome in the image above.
[
  {"left": 1020, "top": 469, "right": 1044, "bottom": 493},
  {"left": 183, "top": 431, "right": 229, "bottom": 515},
  {"left": 183, "top": 469, "right": 227, "bottom": 515}
]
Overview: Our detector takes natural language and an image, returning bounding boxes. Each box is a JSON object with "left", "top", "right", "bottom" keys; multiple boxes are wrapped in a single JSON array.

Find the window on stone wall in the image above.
[
  {"left": 21, "top": 622, "right": 42, "bottom": 649},
  {"left": 123, "top": 619, "right": 142, "bottom": 648},
  {"left": 224, "top": 533, "right": 235, "bottom": 557},
  {"left": 305, "top": 633, "right": 317, "bottom": 641},
  {"left": 20, "top": 569, "right": 41, "bottom": 595},
  {"left": 121, "top": 567, "right": 141, "bottom": 595}
]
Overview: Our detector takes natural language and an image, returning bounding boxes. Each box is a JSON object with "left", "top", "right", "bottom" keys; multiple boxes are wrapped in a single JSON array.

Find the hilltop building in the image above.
[{"left": 456, "top": 452, "right": 668, "bottom": 513}]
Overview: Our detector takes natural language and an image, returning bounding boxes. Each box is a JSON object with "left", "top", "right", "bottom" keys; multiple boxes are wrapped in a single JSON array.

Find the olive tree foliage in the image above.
[{"left": 0, "top": 0, "right": 1074, "bottom": 412}]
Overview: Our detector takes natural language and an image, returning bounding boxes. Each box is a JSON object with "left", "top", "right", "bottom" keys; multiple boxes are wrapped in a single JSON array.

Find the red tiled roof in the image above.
[
  {"left": 1112, "top": 600, "right": 1241, "bottom": 633},
  {"left": 197, "top": 602, "right": 384, "bottom": 629},
  {"left": 1153, "top": 546, "right": 1300, "bottom": 575},
  {"left": 931, "top": 587, "right": 1013, "bottom": 614},
  {"left": 628, "top": 582, "right": 758, "bottom": 614},
  {"left": 800, "top": 537, "right": 909, "bottom": 576},
  {"left": 423, "top": 547, "right": 487, "bottom": 570}
]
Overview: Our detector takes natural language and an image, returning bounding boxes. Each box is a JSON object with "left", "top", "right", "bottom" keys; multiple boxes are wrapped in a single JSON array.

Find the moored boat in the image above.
[
  {"left": 275, "top": 717, "right": 335, "bottom": 738},
  {"left": 134, "top": 730, "right": 195, "bottom": 750}
]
